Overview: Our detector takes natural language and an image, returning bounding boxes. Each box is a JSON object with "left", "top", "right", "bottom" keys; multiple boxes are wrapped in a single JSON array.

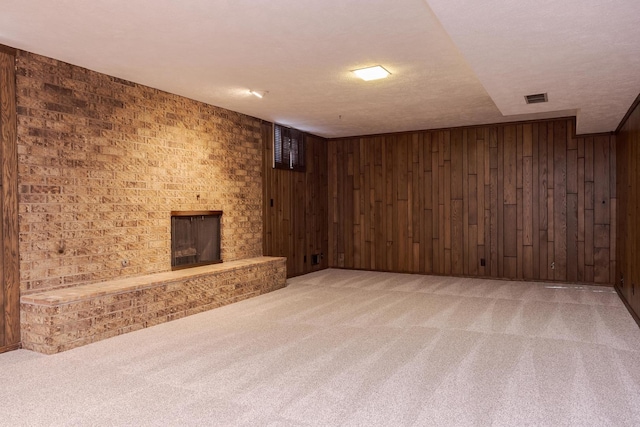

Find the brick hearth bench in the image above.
[{"left": 20, "top": 256, "right": 286, "bottom": 354}]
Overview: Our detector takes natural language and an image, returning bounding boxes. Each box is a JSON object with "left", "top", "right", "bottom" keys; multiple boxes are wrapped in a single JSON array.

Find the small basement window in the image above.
[{"left": 274, "top": 124, "right": 305, "bottom": 171}]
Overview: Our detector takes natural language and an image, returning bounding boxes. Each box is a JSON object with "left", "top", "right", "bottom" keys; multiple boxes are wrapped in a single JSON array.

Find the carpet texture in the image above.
[{"left": 2, "top": 269, "right": 640, "bottom": 426}]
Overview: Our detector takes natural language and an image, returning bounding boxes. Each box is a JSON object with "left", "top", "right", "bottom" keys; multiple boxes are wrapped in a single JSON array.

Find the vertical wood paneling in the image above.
[
  {"left": 616, "top": 95, "right": 640, "bottom": 323},
  {"left": 489, "top": 128, "right": 499, "bottom": 277},
  {"left": 547, "top": 125, "right": 556, "bottom": 280},
  {"left": 593, "top": 135, "right": 612, "bottom": 284},
  {"left": 553, "top": 121, "right": 568, "bottom": 281},
  {"left": 609, "top": 135, "right": 617, "bottom": 284},
  {"left": 0, "top": 53, "right": 6, "bottom": 350},
  {"left": 327, "top": 117, "right": 616, "bottom": 285},
  {"left": 462, "top": 130, "right": 470, "bottom": 276},
  {"left": 532, "top": 124, "right": 540, "bottom": 280},
  {"left": 523, "top": 123, "right": 534, "bottom": 279},
  {"left": 0, "top": 48, "right": 20, "bottom": 353},
  {"left": 262, "top": 122, "right": 328, "bottom": 278},
  {"left": 567, "top": 122, "right": 579, "bottom": 282}
]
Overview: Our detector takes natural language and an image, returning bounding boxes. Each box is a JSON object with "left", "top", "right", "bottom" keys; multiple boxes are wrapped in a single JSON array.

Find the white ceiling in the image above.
[{"left": 1, "top": 0, "right": 638, "bottom": 138}]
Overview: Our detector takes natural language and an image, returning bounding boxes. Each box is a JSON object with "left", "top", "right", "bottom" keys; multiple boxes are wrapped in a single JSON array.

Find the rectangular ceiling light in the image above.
[{"left": 352, "top": 65, "right": 391, "bottom": 81}]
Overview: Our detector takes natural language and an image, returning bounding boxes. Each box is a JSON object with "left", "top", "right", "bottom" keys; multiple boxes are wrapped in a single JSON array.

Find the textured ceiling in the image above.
[
  {"left": 426, "top": 0, "right": 640, "bottom": 136},
  {"left": 0, "top": 0, "right": 638, "bottom": 138}
]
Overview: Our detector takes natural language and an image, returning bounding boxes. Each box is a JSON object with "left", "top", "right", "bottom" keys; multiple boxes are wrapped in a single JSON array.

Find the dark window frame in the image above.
[{"left": 274, "top": 124, "right": 305, "bottom": 172}]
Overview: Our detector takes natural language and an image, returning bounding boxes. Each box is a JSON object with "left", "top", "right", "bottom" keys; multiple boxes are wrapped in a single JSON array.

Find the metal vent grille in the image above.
[{"left": 525, "top": 93, "right": 548, "bottom": 104}]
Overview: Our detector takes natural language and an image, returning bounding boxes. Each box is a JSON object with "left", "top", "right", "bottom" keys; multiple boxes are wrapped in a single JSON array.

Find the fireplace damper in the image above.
[{"left": 171, "top": 211, "right": 222, "bottom": 270}]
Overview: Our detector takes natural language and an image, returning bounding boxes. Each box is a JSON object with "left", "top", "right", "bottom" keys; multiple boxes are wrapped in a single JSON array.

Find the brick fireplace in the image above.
[
  {"left": 15, "top": 49, "right": 286, "bottom": 354},
  {"left": 171, "top": 211, "right": 222, "bottom": 269},
  {"left": 16, "top": 50, "right": 264, "bottom": 296}
]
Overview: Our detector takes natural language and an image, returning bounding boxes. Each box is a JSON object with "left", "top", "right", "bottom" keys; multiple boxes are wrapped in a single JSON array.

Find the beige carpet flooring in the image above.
[{"left": 2, "top": 269, "right": 640, "bottom": 426}]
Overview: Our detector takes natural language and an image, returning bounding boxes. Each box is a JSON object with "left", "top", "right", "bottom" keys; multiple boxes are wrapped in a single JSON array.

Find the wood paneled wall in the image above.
[
  {"left": 328, "top": 118, "right": 616, "bottom": 284},
  {"left": 262, "top": 122, "right": 328, "bottom": 277},
  {"left": 616, "top": 95, "right": 640, "bottom": 322},
  {"left": 0, "top": 46, "right": 20, "bottom": 353}
]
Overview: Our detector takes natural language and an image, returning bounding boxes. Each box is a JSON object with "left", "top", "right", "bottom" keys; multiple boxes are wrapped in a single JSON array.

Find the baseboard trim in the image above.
[
  {"left": 0, "top": 342, "right": 21, "bottom": 354},
  {"left": 614, "top": 285, "right": 640, "bottom": 329}
]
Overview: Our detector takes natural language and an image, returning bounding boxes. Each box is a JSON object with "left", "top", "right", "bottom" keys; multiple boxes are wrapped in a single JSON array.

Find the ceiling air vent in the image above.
[{"left": 525, "top": 93, "right": 548, "bottom": 104}]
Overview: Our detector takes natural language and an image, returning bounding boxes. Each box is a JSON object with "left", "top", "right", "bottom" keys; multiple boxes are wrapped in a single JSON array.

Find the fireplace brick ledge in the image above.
[{"left": 20, "top": 256, "right": 286, "bottom": 354}]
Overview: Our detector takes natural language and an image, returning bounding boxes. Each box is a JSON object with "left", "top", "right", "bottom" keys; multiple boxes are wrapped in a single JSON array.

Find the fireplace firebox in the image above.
[{"left": 171, "top": 211, "right": 222, "bottom": 270}]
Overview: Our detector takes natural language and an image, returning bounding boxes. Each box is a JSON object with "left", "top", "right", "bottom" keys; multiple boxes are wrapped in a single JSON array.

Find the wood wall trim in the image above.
[
  {"left": 329, "top": 116, "right": 616, "bottom": 142},
  {"left": 0, "top": 44, "right": 16, "bottom": 57},
  {"left": 615, "top": 285, "right": 640, "bottom": 329},
  {"left": 0, "top": 50, "right": 20, "bottom": 349},
  {"left": 616, "top": 93, "right": 640, "bottom": 134},
  {"left": 330, "top": 116, "right": 579, "bottom": 142},
  {"left": 170, "top": 210, "right": 223, "bottom": 217},
  {"left": 0, "top": 343, "right": 20, "bottom": 354},
  {"left": 575, "top": 131, "right": 616, "bottom": 138}
]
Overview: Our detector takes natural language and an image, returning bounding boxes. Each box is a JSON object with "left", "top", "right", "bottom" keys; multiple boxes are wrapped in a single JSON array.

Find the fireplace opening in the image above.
[{"left": 171, "top": 211, "right": 222, "bottom": 270}]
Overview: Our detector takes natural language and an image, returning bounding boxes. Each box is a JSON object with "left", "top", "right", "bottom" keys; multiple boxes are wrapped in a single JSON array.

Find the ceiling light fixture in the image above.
[
  {"left": 250, "top": 90, "right": 267, "bottom": 98},
  {"left": 352, "top": 65, "right": 391, "bottom": 81}
]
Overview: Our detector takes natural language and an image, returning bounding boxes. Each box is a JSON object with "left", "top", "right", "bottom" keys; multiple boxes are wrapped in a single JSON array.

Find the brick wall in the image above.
[
  {"left": 16, "top": 51, "right": 263, "bottom": 294},
  {"left": 21, "top": 257, "right": 286, "bottom": 354}
]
